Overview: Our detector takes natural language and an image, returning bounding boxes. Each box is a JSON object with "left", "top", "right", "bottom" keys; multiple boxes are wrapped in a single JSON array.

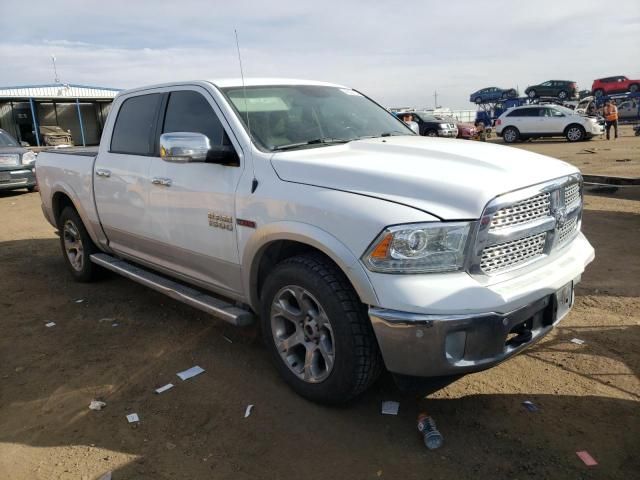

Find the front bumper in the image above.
[
  {"left": 370, "top": 282, "right": 575, "bottom": 377},
  {"left": 367, "top": 233, "right": 594, "bottom": 377},
  {"left": 0, "top": 166, "right": 36, "bottom": 191},
  {"left": 438, "top": 129, "right": 458, "bottom": 137}
]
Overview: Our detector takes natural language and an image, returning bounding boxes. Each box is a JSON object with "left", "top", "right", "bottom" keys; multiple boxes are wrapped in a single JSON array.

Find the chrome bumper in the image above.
[
  {"left": 369, "top": 285, "right": 574, "bottom": 378},
  {"left": 0, "top": 167, "right": 36, "bottom": 191}
]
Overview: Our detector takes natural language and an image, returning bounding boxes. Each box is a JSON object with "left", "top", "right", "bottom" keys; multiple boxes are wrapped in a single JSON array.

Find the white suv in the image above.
[{"left": 496, "top": 105, "right": 603, "bottom": 143}]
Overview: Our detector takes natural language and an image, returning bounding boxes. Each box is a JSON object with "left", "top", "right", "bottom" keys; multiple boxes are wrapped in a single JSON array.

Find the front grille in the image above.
[
  {"left": 480, "top": 232, "right": 546, "bottom": 274},
  {"left": 491, "top": 192, "right": 550, "bottom": 229},
  {"left": 476, "top": 178, "right": 582, "bottom": 276},
  {"left": 557, "top": 216, "right": 578, "bottom": 245},
  {"left": 564, "top": 183, "right": 580, "bottom": 208}
]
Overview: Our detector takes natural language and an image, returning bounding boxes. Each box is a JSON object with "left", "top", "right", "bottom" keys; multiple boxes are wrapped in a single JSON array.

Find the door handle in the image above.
[
  {"left": 95, "top": 169, "right": 111, "bottom": 178},
  {"left": 151, "top": 177, "right": 172, "bottom": 187}
]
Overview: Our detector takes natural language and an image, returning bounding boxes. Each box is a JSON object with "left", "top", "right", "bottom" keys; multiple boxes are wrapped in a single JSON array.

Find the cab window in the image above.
[
  {"left": 162, "top": 90, "right": 230, "bottom": 146},
  {"left": 111, "top": 93, "right": 162, "bottom": 155}
]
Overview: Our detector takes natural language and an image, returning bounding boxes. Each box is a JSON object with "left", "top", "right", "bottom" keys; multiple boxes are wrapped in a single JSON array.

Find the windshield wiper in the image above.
[
  {"left": 272, "top": 138, "right": 350, "bottom": 151},
  {"left": 353, "top": 132, "right": 409, "bottom": 141}
]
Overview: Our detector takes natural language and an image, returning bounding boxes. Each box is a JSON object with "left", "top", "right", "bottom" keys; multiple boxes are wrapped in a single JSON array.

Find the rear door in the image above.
[
  {"left": 540, "top": 107, "right": 566, "bottom": 134},
  {"left": 145, "top": 87, "right": 246, "bottom": 295},
  {"left": 94, "top": 92, "right": 162, "bottom": 259}
]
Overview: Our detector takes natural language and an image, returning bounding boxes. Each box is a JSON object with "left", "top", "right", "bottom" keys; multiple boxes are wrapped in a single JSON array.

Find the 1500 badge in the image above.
[{"left": 208, "top": 212, "right": 233, "bottom": 231}]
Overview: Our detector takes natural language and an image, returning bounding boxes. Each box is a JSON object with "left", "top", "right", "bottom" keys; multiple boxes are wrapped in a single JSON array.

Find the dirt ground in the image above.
[{"left": 1, "top": 129, "right": 638, "bottom": 480}]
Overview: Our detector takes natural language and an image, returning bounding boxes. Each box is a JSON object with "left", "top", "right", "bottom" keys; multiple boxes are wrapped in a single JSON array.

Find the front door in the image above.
[
  {"left": 94, "top": 92, "right": 162, "bottom": 259},
  {"left": 146, "top": 87, "right": 246, "bottom": 296}
]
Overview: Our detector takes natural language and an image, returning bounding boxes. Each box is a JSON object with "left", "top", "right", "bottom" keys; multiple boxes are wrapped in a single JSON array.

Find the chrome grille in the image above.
[
  {"left": 564, "top": 183, "right": 580, "bottom": 208},
  {"left": 474, "top": 176, "right": 583, "bottom": 276},
  {"left": 557, "top": 216, "right": 578, "bottom": 245},
  {"left": 480, "top": 232, "right": 546, "bottom": 273},
  {"left": 490, "top": 192, "right": 550, "bottom": 229}
]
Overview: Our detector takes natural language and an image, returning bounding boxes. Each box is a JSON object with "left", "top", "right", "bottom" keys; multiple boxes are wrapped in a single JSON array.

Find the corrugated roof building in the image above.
[{"left": 0, "top": 83, "right": 120, "bottom": 147}]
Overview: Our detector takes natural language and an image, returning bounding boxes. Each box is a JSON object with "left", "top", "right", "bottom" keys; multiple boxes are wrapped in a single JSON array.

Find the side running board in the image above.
[{"left": 90, "top": 253, "right": 255, "bottom": 327}]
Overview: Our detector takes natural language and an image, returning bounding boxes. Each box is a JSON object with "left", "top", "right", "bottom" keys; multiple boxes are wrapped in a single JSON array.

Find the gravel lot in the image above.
[{"left": 1, "top": 128, "right": 638, "bottom": 479}]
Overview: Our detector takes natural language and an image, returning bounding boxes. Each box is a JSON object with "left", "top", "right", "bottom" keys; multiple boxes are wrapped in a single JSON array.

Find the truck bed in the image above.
[{"left": 36, "top": 148, "right": 102, "bottom": 244}]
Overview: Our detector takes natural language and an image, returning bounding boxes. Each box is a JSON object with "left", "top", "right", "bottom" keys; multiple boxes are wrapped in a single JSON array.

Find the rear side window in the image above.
[
  {"left": 507, "top": 108, "right": 538, "bottom": 117},
  {"left": 162, "top": 90, "right": 228, "bottom": 146},
  {"left": 111, "top": 94, "right": 161, "bottom": 155}
]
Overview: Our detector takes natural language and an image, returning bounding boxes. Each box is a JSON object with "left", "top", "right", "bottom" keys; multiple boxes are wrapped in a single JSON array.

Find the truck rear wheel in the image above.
[
  {"left": 260, "top": 254, "right": 382, "bottom": 404},
  {"left": 58, "top": 206, "right": 100, "bottom": 282}
]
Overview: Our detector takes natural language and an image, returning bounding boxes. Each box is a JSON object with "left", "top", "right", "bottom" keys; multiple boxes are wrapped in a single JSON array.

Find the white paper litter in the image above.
[
  {"left": 381, "top": 401, "right": 400, "bottom": 415},
  {"left": 570, "top": 338, "right": 585, "bottom": 345},
  {"left": 244, "top": 404, "right": 254, "bottom": 418},
  {"left": 155, "top": 383, "right": 174, "bottom": 394},
  {"left": 75, "top": 299, "right": 85, "bottom": 303},
  {"left": 112, "top": 323, "right": 119, "bottom": 327},
  {"left": 45, "top": 322, "right": 56, "bottom": 328},
  {"left": 89, "top": 400, "right": 107, "bottom": 411},
  {"left": 126, "top": 413, "right": 140, "bottom": 423},
  {"left": 177, "top": 365, "right": 205, "bottom": 381}
]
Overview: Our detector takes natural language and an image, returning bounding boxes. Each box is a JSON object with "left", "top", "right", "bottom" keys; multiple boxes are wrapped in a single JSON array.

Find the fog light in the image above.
[{"left": 445, "top": 331, "right": 466, "bottom": 362}]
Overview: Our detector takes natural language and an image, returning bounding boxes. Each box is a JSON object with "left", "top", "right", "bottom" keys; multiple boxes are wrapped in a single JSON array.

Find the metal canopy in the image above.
[{"left": 0, "top": 83, "right": 120, "bottom": 99}]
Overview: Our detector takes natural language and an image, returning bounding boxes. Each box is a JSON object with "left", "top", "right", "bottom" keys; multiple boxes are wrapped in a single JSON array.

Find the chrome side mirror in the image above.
[{"left": 160, "top": 132, "right": 210, "bottom": 163}]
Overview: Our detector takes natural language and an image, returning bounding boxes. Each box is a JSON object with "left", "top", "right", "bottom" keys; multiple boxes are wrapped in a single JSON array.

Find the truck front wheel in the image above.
[
  {"left": 58, "top": 206, "right": 100, "bottom": 282},
  {"left": 260, "top": 254, "right": 382, "bottom": 404}
]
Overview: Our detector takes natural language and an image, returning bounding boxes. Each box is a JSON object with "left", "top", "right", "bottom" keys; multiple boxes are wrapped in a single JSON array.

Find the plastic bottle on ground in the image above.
[{"left": 417, "top": 413, "right": 443, "bottom": 450}]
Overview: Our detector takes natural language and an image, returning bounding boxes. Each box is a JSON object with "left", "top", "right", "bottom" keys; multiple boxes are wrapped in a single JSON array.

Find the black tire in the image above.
[
  {"left": 565, "top": 124, "right": 585, "bottom": 142},
  {"left": 426, "top": 129, "right": 438, "bottom": 137},
  {"left": 558, "top": 90, "right": 568, "bottom": 100},
  {"left": 630, "top": 84, "right": 639, "bottom": 93},
  {"left": 502, "top": 126, "right": 520, "bottom": 143},
  {"left": 527, "top": 89, "right": 537, "bottom": 99},
  {"left": 593, "top": 89, "right": 604, "bottom": 97},
  {"left": 58, "top": 206, "right": 100, "bottom": 282},
  {"left": 260, "top": 254, "right": 383, "bottom": 404},
  {"left": 27, "top": 185, "right": 38, "bottom": 193}
]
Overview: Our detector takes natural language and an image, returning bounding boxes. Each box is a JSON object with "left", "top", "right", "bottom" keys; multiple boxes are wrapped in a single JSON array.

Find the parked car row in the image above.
[{"left": 471, "top": 74, "right": 640, "bottom": 104}]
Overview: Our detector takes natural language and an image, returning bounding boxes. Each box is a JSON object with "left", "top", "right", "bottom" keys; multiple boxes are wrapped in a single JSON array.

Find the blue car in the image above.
[{"left": 469, "top": 86, "right": 517, "bottom": 104}]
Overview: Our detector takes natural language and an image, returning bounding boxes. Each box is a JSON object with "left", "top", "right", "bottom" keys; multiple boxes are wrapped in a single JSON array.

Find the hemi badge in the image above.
[{"left": 236, "top": 219, "right": 256, "bottom": 229}]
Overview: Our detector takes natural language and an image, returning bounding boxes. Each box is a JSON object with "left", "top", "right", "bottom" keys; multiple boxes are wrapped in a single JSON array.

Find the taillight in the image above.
[{"left": 495, "top": 119, "right": 502, "bottom": 126}]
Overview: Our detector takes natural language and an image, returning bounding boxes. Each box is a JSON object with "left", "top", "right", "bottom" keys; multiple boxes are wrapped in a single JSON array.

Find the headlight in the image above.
[
  {"left": 0, "top": 153, "right": 20, "bottom": 166},
  {"left": 21, "top": 151, "right": 37, "bottom": 165},
  {"left": 439, "top": 123, "right": 449, "bottom": 129},
  {"left": 362, "top": 222, "right": 472, "bottom": 273}
]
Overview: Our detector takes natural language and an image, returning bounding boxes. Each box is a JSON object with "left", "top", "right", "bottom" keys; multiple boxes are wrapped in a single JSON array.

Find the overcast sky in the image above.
[{"left": 1, "top": 0, "right": 638, "bottom": 109}]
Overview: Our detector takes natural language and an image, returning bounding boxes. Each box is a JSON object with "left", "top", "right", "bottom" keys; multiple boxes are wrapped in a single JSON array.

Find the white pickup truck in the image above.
[{"left": 36, "top": 79, "right": 594, "bottom": 404}]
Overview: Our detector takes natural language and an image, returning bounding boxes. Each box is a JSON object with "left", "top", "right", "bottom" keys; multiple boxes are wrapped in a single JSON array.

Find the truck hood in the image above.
[{"left": 270, "top": 136, "right": 578, "bottom": 219}]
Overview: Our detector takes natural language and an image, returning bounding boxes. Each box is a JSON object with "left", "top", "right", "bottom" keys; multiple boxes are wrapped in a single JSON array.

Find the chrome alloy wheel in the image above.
[
  {"left": 567, "top": 127, "right": 583, "bottom": 141},
  {"left": 270, "top": 285, "right": 335, "bottom": 383},
  {"left": 63, "top": 220, "right": 84, "bottom": 271},
  {"left": 503, "top": 128, "right": 517, "bottom": 143}
]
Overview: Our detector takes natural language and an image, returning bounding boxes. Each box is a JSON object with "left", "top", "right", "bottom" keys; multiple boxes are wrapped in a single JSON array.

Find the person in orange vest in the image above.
[{"left": 603, "top": 99, "right": 619, "bottom": 140}]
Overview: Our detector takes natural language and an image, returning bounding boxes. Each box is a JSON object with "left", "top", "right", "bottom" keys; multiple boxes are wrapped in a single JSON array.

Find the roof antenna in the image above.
[{"left": 234, "top": 29, "right": 258, "bottom": 193}]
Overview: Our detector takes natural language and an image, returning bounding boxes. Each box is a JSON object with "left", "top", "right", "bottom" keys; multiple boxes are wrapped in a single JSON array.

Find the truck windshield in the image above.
[
  {"left": 0, "top": 131, "right": 19, "bottom": 147},
  {"left": 221, "top": 85, "right": 414, "bottom": 151}
]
